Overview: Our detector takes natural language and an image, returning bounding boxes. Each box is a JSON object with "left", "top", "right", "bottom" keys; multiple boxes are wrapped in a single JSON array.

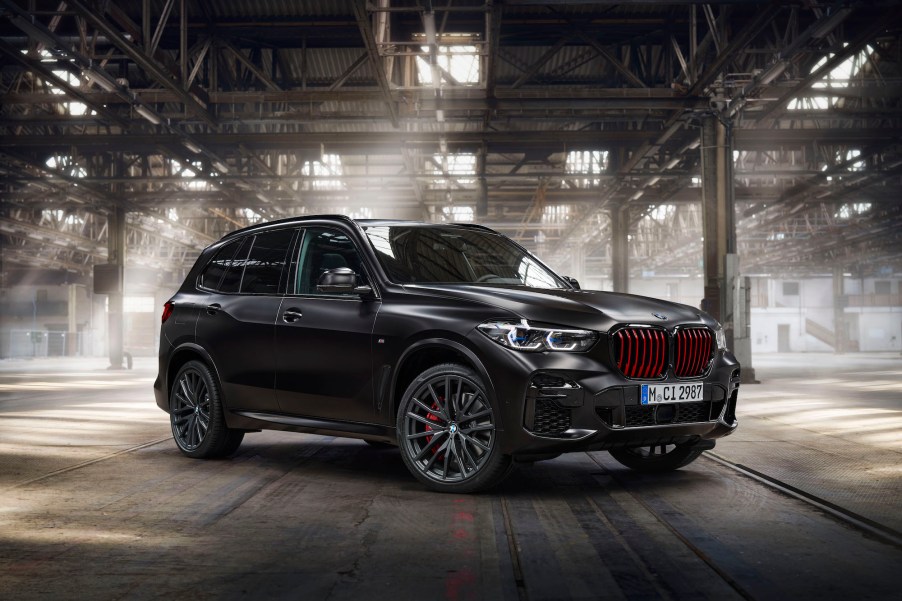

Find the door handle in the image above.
[
  {"left": 282, "top": 308, "right": 303, "bottom": 323},
  {"left": 206, "top": 303, "right": 221, "bottom": 315}
]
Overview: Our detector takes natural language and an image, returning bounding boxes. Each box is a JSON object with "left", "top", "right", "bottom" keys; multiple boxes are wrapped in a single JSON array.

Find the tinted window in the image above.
[
  {"left": 240, "top": 228, "right": 296, "bottom": 294},
  {"left": 218, "top": 237, "right": 251, "bottom": 293},
  {"left": 294, "top": 228, "right": 367, "bottom": 296},
  {"left": 363, "top": 225, "right": 565, "bottom": 289},
  {"left": 200, "top": 238, "right": 243, "bottom": 290}
]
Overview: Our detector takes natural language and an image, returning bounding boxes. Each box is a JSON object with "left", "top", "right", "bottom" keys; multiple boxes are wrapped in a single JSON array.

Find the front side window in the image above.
[
  {"left": 294, "top": 227, "right": 367, "bottom": 295},
  {"left": 240, "top": 228, "right": 296, "bottom": 294},
  {"left": 363, "top": 225, "right": 565, "bottom": 289}
]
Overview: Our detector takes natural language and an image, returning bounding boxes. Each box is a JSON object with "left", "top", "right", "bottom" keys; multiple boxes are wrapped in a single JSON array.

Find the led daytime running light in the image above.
[{"left": 478, "top": 319, "right": 597, "bottom": 352}]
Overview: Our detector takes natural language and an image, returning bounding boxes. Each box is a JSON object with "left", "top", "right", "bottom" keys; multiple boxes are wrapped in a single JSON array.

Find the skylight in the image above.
[
  {"left": 788, "top": 45, "right": 874, "bottom": 110},
  {"left": 416, "top": 37, "right": 481, "bottom": 86},
  {"left": 45, "top": 155, "right": 86, "bottom": 178},
  {"left": 25, "top": 49, "right": 92, "bottom": 116},
  {"left": 835, "top": 202, "right": 871, "bottom": 219}
]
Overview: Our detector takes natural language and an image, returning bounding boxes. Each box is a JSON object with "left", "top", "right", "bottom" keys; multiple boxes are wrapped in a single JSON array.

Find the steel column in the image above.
[
  {"left": 833, "top": 266, "right": 846, "bottom": 354},
  {"left": 107, "top": 203, "right": 126, "bottom": 370},
  {"left": 700, "top": 114, "right": 736, "bottom": 321},
  {"left": 611, "top": 205, "right": 629, "bottom": 293}
]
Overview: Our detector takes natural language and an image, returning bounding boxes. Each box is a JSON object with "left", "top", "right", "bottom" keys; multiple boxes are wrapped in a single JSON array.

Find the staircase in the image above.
[{"left": 805, "top": 318, "right": 835, "bottom": 349}]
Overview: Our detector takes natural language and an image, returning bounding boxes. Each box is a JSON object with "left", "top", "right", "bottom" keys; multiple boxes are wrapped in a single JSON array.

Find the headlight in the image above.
[
  {"left": 714, "top": 324, "right": 727, "bottom": 350},
  {"left": 478, "top": 319, "right": 597, "bottom": 352}
]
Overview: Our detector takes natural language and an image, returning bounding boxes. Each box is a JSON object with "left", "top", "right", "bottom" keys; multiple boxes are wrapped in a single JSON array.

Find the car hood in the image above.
[{"left": 403, "top": 284, "right": 710, "bottom": 332}]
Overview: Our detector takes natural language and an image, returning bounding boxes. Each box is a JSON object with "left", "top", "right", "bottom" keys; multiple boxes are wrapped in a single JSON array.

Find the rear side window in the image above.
[
  {"left": 199, "top": 237, "right": 245, "bottom": 290},
  {"left": 240, "top": 228, "right": 296, "bottom": 294},
  {"left": 218, "top": 237, "right": 251, "bottom": 293}
]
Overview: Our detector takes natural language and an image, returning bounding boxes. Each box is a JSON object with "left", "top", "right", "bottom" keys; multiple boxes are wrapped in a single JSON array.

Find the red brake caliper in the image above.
[{"left": 424, "top": 397, "right": 444, "bottom": 457}]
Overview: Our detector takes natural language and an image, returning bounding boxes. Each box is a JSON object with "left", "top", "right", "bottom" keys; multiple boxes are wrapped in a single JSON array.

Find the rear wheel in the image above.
[
  {"left": 608, "top": 443, "right": 703, "bottom": 473},
  {"left": 397, "top": 363, "right": 511, "bottom": 493},
  {"left": 170, "top": 360, "right": 244, "bottom": 458}
]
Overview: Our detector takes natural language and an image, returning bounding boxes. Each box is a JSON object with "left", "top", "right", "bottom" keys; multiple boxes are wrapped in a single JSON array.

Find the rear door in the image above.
[
  {"left": 194, "top": 228, "right": 297, "bottom": 413},
  {"left": 274, "top": 226, "right": 380, "bottom": 423}
]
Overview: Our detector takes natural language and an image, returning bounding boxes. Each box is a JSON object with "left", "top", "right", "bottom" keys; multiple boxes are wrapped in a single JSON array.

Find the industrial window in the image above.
[
  {"left": 565, "top": 150, "right": 609, "bottom": 188},
  {"left": 875, "top": 281, "right": 891, "bottom": 295},
  {"left": 442, "top": 206, "right": 474, "bottom": 222},
  {"left": 783, "top": 282, "right": 800, "bottom": 296},
  {"left": 302, "top": 154, "right": 344, "bottom": 190},
  {"left": 429, "top": 153, "right": 476, "bottom": 187},
  {"left": 415, "top": 37, "right": 481, "bottom": 86},
  {"left": 240, "top": 228, "right": 296, "bottom": 295},
  {"left": 124, "top": 296, "right": 155, "bottom": 313}
]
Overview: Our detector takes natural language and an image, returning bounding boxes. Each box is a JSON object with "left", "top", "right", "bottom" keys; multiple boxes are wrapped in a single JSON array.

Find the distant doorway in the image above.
[{"left": 778, "top": 324, "right": 791, "bottom": 352}]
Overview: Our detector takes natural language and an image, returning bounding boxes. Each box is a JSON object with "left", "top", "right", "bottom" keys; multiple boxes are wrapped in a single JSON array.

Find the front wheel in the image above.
[
  {"left": 170, "top": 360, "right": 244, "bottom": 458},
  {"left": 397, "top": 363, "right": 511, "bottom": 493},
  {"left": 608, "top": 443, "right": 703, "bottom": 473}
]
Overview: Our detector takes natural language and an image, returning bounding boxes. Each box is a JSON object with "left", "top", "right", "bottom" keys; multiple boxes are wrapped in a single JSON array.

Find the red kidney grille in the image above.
[
  {"left": 673, "top": 328, "right": 714, "bottom": 377},
  {"left": 613, "top": 328, "right": 667, "bottom": 379}
]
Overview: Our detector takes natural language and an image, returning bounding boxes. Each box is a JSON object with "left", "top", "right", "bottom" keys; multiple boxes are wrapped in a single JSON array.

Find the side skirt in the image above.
[{"left": 229, "top": 410, "right": 396, "bottom": 444}]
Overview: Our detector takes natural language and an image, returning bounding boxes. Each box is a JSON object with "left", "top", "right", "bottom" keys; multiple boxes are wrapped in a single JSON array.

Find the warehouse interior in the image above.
[{"left": 1, "top": 1, "right": 900, "bottom": 599}]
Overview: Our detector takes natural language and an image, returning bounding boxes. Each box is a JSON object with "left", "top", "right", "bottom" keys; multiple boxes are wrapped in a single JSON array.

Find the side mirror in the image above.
[
  {"left": 316, "top": 267, "right": 373, "bottom": 296},
  {"left": 563, "top": 276, "right": 581, "bottom": 290}
]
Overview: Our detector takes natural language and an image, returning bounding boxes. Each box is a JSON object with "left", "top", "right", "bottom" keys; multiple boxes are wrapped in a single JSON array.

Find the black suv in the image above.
[{"left": 155, "top": 215, "right": 739, "bottom": 492}]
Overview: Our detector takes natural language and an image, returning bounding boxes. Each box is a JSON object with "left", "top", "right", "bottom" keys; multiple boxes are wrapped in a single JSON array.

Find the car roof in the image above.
[{"left": 221, "top": 215, "right": 495, "bottom": 240}]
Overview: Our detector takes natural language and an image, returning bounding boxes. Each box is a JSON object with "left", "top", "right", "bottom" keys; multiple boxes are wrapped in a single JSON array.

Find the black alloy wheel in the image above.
[
  {"left": 608, "top": 443, "right": 703, "bottom": 473},
  {"left": 397, "top": 363, "right": 511, "bottom": 493},
  {"left": 170, "top": 360, "right": 244, "bottom": 458}
]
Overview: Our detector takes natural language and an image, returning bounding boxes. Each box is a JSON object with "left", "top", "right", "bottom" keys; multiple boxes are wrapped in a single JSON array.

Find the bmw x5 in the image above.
[{"left": 154, "top": 215, "right": 740, "bottom": 493}]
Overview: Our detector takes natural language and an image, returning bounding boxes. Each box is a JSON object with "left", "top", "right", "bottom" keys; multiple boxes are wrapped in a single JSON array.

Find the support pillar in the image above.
[
  {"left": 107, "top": 204, "right": 126, "bottom": 369},
  {"left": 610, "top": 205, "right": 629, "bottom": 293},
  {"left": 569, "top": 243, "right": 585, "bottom": 287},
  {"left": 700, "top": 114, "right": 756, "bottom": 380},
  {"left": 833, "top": 266, "right": 846, "bottom": 354},
  {"left": 477, "top": 176, "right": 488, "bottom": 219},
  {"left": 700, "top": 114, "right": 734, "bottom": 321},
  {"left": 67, "top": 283, "right": 78, "bottom": 356},
  {"left": 477, "top": 146, "right": 488, "bottom": 219}
]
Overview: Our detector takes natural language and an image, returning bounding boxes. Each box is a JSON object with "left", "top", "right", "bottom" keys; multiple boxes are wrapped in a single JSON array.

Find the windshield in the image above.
[{"left": 363, "top": 225, "right": 566, "bottom": 288}]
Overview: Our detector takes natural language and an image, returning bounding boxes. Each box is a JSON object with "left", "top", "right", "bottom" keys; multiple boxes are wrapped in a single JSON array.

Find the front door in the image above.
[{"left": 274, "top": 227, "right": 380, "bottom": 423}]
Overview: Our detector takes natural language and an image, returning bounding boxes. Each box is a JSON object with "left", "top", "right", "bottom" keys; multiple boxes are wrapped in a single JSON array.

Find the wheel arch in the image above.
[
  {"left": 165, "top": 343, "right": 222, "bottom": 407},
  {"left": 389, "top": 337, "right": 502, "bottom": 431}
]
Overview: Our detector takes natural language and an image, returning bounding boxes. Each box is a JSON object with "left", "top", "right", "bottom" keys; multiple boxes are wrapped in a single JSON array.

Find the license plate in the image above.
[{"left": 641, "top": 383, "right": 704, "bottom": 405}]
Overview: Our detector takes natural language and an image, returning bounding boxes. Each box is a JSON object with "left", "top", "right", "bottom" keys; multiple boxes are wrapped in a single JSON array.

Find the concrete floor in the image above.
[{"left": 1, "top": 354, "right": 900, "bottom": 600}]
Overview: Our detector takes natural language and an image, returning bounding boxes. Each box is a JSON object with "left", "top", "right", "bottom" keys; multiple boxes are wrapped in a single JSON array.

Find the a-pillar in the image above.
[
  {"left": 107, "top": 205, "right": 126, "bottom": 369},
  {"left": 610, "top": 204, "right": 629, "bottom": 293}
]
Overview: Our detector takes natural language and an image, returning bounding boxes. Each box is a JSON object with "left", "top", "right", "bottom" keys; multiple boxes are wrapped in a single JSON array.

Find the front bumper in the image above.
[{"left": 468, "top": 332, "right": 740, "bottom": 456}]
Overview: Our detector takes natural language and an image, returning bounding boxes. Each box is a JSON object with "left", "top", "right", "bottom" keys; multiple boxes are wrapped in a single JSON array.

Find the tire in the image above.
[
  {"left": 169, "top": 360, "right": 244, "bottom": 458},
  {"left": 608, "top": 443, "right": 703, "bottom": 473},
  {"left": 397, "top": 363, "right": 512, "bottom": 493}
]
